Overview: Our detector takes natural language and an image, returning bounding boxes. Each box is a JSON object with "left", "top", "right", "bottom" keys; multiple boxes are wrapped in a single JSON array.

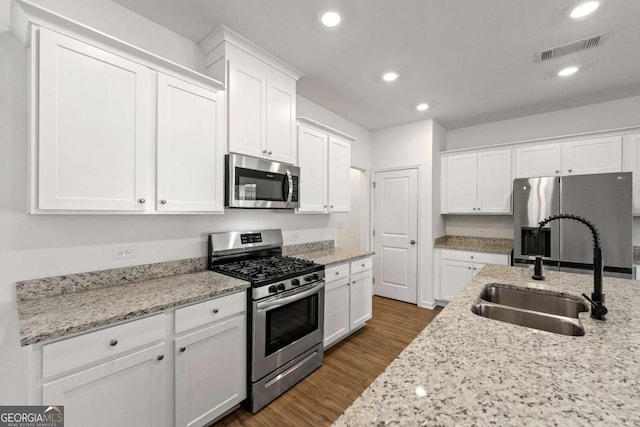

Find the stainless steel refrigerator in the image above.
[{"left": 513, "top": 172, "right": 632, "bottom": 277}]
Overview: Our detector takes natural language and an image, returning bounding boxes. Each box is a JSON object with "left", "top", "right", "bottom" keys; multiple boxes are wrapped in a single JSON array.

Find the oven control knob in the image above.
[
  {"left": 311, "top": 273, "right": 319, "bottom": 280},
  {"left": 291, "top": 278, "right": 300, "bottom": 286},
  {"left": 304, "top": 275, "right": 312, "bottom": 282},
  {"left": 268, "top": 285, "right": 277, "bottom": 293},
  {"left": 277, "top": 283, "right": 286, "bottom": 291}
]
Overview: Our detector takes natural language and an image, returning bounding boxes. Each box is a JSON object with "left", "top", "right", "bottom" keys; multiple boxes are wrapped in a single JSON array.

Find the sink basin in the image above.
[
  {"left": 471, "top": 283, "right": 589, "bottom": 336},
  {"left": 479, "top": 283, "right": 588, "bottom": 318}
]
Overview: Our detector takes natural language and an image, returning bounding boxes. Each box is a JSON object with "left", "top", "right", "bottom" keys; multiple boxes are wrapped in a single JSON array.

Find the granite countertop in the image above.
[
  {"left": 293, "top": 247, "right": 374, "bottom": 267},
  {"left": 335, "top": 264, "right": 640, "bottom": 425},
  {"left": 434, "top": 235, "right": 513, "bottom": 255},
  {"left": 16, "top": 264, "right": 249, "bottom": 346}
]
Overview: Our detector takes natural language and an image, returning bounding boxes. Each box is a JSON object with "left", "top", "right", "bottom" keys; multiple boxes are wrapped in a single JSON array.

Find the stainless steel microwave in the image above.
[{"left": 225, "top": 154, "right": 300, "bottom": 209}]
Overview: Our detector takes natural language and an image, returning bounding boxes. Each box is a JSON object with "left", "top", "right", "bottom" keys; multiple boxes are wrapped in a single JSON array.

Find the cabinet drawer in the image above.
[
  {"left": 325, "top": 263, "right": 350, "bottom": 284},
  {"left": 350, "top": 257, "right": 372, "bottom": 275},
  {"left": 175, "top": 291, "right": 246, "bottom": 334},
  {"left": 440, "top": 249, "right": 509, "bottom": 266},
  {"left": 43, "top": 314, "right": 164, "bottom": 379}
]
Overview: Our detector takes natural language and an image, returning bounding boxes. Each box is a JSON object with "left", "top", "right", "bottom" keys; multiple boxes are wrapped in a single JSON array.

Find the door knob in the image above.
[{"left": 410, "top": 240, "right": 416, "bottom": 245}]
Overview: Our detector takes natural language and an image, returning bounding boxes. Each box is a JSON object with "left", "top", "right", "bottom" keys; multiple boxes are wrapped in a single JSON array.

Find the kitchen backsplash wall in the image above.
[{"left": 443, "top": 215, "right": 514, "bottom": 239}]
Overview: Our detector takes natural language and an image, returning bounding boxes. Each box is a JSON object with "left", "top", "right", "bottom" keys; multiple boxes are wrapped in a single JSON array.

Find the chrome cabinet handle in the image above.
[
  {"left": 160, "top": 200, "right": 167, "bottom": 204},
  {"left": 472, "top": 207, "right": 476, "bottom": 211},
  {"left": 335, "top": 272, "right": 340, "bottom": 275},
  {"left": 110, "top": 339, "right": 118, "bottom": 347},
  {"left": 555, "top": 170, "right": 560, "bottom": 174},
  {"left": 330, "top": 205, "right": 334, "bottom": 208},
  {"left": 268, "top": 151, "right": 272, "bottom": 155},
  {"left": 212, "top": 308, "right": 219, "bottom": 314},
  {"left": 262, "top": 149, "right": 267, "bottom": 154},
  {"left": 179, "top": 347, "right": 186, "bottom": 353},
  {"left": 157, "top": 354, "right": 164, "bottom": 361},
  {"left": 467, "top": 266, "right": 472, "bottom": 270},
  {"left": 477, "top": 207, "right": 481, "bottom": 211},
  {"left": 138, "top": 198, "right": 145, "bottom": 204},
  {"left": 568, "top": 169, "right": 573, "bottom": 173},
  {"left": 410, "top": 240, "right": 416, "bottom": 245}
]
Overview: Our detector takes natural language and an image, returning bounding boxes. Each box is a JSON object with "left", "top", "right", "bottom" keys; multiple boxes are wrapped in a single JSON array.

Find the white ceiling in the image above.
[{"left": 113, "top": 0, "right": 640, "bottom": 131}]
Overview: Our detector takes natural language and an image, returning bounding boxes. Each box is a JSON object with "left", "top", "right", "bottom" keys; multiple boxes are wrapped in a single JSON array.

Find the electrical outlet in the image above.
[
  {"left": 112, "top": 247, "right": 135, "bottom": 260},
  {"left": 476, "top": 229, "right": 487, "bottom": 237}
]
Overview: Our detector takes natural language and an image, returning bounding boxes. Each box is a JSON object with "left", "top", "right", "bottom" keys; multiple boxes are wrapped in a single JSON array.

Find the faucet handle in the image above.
[
  {"left": 582, "top": 293, "right": 608, "bottom": 321},
  {"left": 532, "top": 256, "right": 545, "bottom": 281}
]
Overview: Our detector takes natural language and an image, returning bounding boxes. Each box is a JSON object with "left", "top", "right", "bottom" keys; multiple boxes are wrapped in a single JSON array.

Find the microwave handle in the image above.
[{"left": 286, "top": 170, "right": 293, "bottom": 204}]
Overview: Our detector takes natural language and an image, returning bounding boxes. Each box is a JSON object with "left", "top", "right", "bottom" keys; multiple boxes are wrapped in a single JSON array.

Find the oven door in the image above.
[
  {"left": 252, "top": 281, "right": 324, "bottom": 381},
  {"left": 226, "top": 154, "right": 299, "bottom": 209}
]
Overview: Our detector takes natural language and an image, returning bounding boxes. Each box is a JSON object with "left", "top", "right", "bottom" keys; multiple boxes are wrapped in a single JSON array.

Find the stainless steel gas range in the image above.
[{"left": 208, "top": 229, "right": 325, "bottom": 413}]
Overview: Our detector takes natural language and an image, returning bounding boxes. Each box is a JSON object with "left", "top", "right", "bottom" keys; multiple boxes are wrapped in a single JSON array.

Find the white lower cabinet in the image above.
[
  {"left": 43, "top": 343, "right": 167, "bottom": 427},
  {"left": 435, "top": 249, "right": 509, "bottom": 302},
  {"left": 175, "top": 315, "right": 246, "bottom": 427},
  {"left": 31, "top": 292, "right": 247, "bottom": 427},
  {"left": 323, "top": 257, "right": 373, "bottom": 348}
]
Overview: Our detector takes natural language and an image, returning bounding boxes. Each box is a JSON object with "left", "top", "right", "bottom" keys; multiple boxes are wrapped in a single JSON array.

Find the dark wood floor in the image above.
[{"left": 214, "top": 296, "right": 442, "bottom": 427}]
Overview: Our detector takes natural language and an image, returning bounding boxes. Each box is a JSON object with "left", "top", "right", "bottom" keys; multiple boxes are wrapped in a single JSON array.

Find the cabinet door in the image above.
[
  {"left": 37, "top": 28, "right": 151, "bottom": 211},
  {"left": 563, "top": 136, "right": 622, "bottom": 175},
  {"left": 472, "top": 262, "right": 485, "bottom": 278},
  {"left": 623, "top": 133, "right": 640, "bottom": 214},
  {"left": 175, "top": 315, "right": 246, "bottom": 427},
  {"left": 266, "top": 73, "right": 296, "bottom": 164},
  {"left": 297, "top": 125, "right": 328, "bottom": 213},
  {"left": 349, "top": 270, "right": 373, "bottom": 330},
  {"left": 514, "top": 144, "right": 562, "bottom": 178},
  {"left": 228, "top": 58, "right": 266, "bottom": 158},
  {"left": 477, "top": 149, "right": 512, "bottom": 213},
  {"left": 157, "top": 74, "right": 223, "bottom": 212},
  {"left": 324, "top": 277, "right": 350, "bottom": 348},
  {"left": 442, "top": 154, "right": 478, "bottom": 213},
  {"left": 328, "top": 137, "right": 351, "bottom": 212},
  {"left": 43, "top": 344, "right": 167, "bottom": 427},
  {"left": 439, "top": 259, "right": 473, "bottom": 302}
]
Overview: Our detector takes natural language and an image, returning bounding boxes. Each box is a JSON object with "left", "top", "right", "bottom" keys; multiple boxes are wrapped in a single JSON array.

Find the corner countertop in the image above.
[
  {"left": 335, "top": 264, "right": 640, "bottom": 426},
  {"left": 293, "top": 248, "right": 374, "bottom": 267},
  {"left": 434, "top": 235, "right": 513, "bottom": 255},
  {"left": 16, "top": 267, "right": 249, "bottom": 346}
]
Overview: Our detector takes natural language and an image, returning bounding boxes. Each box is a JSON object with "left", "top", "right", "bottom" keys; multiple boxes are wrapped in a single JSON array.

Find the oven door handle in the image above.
[
  {"left": 256, "top": 281, "right": 324, "bottom": 311},
  {"left": 285, "top": 170, "right": 293, "bottom": 205}
]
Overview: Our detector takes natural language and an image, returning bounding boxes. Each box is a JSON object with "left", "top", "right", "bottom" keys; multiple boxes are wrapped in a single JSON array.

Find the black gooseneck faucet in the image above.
[{"left": 531, "top": 214, "right": 608, "bottom": 320}]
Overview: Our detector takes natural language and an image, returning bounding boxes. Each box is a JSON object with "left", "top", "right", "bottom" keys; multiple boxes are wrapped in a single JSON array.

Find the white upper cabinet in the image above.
[
  {"left": 563, "top": 136, "right": 622, "bottom": 175},
  {"left": 27, "top": 15, "right": 224, "bottom": 214},
  {"left": 37, "top": 28, "right": 152, "bottom": 212},
  {"left": 622, "top": 133, "right": 640, "bottom": 214},
  {"left": 201, "top": 26, "right": 303, "bottom": 165},
  {"left": 156, "top": 74, "right": 224, "bottom": 213},
  {"left": 441, "top": 149, "right": 512, "bottom": 214},
  {"left": 514, "top": 143, "right": 562, "bottom": 178},
  {"left": 297, "top": 126, "right": 328, "bottom": 213},
  {"left": 328, "top": 137, "right": 352, "bottom": 212},
  {"left": 296, "top": 118, "right": 355, "bottom": 214},
  {"left": 515, "top": 136, "right": 622, "bottom": 179}
]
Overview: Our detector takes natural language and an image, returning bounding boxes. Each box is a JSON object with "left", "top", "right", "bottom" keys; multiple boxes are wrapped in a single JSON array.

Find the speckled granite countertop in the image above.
[
  {"left": 16, "top": 262, "right": 249, "bottom": 346},
  {"left": 293, "top": 248, "right": 374, "bottom": 267},
  {"left": 335, "top": 264, "right": 640, "bottom": 426},
  {"left": 434, "top": 235, "right": 513, "bottom": 255}
]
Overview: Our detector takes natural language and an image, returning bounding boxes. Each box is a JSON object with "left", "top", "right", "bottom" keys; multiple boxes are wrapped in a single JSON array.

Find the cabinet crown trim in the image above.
[
  {"left": 200, "top": 25, "right": 304, "bottom": 80},
  {"left": 13, "top": 0, "right": 224, "bottom": 90},
  {"left": 297, "top": 117, "right": 357, "bottom": 142}
]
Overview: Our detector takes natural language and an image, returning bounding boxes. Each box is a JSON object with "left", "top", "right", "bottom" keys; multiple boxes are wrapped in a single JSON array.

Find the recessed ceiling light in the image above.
[
  {"left": 416, "top": 103, "right": 429, "bottom": 111},
  {"left": 558, "top": 66, "right": 579, "bottom": 77},
  {"left": 569, "top": 1, "right": 600, "bottom": 18},
  {"left": 320, "top": 11, "right": 342, "bottom": 27},
  {"left": 382, "top": 72, "right": 399, "bottom": 82}
]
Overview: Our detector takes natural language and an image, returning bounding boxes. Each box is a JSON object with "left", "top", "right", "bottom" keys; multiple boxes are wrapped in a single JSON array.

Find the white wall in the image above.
[
  {"left": 371, "top": 119, "right": 442, "bottom": 308},
  {"left": 446, "top": 95, "right": 640, "bottom": 151},
  {"left": 0, "top": 0, "right": 9, "bottom": 32},
  {"left": 25, "top": 0, "right": 205, "bottom": 71}
]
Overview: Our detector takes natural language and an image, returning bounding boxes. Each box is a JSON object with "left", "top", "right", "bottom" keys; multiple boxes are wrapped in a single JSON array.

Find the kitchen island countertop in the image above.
[{"left": 335, "top": 264, "right": 640, "bottom": 426}]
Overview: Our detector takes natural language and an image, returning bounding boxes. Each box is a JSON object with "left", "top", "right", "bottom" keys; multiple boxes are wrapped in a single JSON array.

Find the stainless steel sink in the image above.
[{"left": 471, "top": 283, "right": 589, "bottom": 336}]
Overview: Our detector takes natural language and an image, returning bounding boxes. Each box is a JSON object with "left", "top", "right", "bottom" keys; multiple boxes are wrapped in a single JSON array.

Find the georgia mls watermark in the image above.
[{"left": 0, "top": 406, "right": 64, "bottom": 427}]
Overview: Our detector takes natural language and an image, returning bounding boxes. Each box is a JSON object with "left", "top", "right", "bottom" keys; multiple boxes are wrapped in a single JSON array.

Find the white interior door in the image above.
[{"left": 373, "top": 169, "right": 418, "bottom": 303}]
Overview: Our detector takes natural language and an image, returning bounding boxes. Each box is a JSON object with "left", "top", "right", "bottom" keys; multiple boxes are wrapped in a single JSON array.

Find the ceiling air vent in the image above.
[{"left": 535, "top": 32, "right": 607, "bottom": 62}]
